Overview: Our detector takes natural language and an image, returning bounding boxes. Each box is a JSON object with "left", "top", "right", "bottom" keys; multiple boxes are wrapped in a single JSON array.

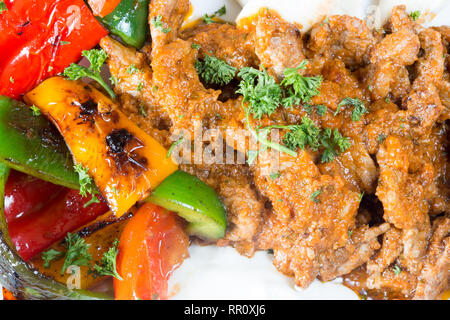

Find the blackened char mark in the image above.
[
  {"left": 80, "top": 100, "right": 98, "bottom": 116},
  {"left": 106, "top": 129, "right": 133, "bottom": 154}
]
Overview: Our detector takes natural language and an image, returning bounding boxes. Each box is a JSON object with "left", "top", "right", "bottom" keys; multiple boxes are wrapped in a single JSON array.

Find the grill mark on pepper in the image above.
[
  {"left": 106, "top": 129, "right": 133, "bottom": 154},
  {"left": 79, "top": 100, "right": 98, "bottom": 115}
]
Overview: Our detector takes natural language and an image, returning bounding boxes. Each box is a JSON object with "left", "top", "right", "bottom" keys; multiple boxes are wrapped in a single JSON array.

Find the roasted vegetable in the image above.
[
  {"left": 8, "top": 188, "right": 108, "bottom": 261},
  {"left": 88, "top": 0, "right": 121, "bottom": 17},
  {"left": 115, "top": 203, "right": 189, "bottom": 300},
  {"left": 146, "top": 170, "right": 227, "bottom": 240},
  {"left": 0, "top": 163, "right": 111, "bottom": 300},
  {"left": 0, "top": 0, "right": 108, "bottom": 99},
  {"left": 99, "top": 0, "right": 149, "bottom": 49},
  {"left": 25, "top": 77, "right": 178, "bottom": 217},
  {"left": 31, "top": 214, "right": 129, "bottom": 291},
  {"left": 0, "top": 96, "right": 79, "bottom": 189}
]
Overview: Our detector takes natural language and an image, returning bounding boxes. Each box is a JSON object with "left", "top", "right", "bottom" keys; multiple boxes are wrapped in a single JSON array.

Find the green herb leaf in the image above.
[
  {"left": 60, "top": 233, "right": 92, "bottom": 276},
  {"left": 0, "top": 1, "right": 7, "bottom": 13},
  {"left": 320, "top": 128, "right": 351, "bottom": 163},
  {"left": 310, "top": 189, "right": 322, "bottom": 203},
  {"left": 337, "top": 97, "right": 368, "bottom": 121},
  {"left": 316, "top": 104, "right": 327, "bottom": 116},
  {"left": 63, "top": 49, "right": 116, "bottom": 99},
  {"left": 73, "top": 164, "right": 100, "bottom": 208},
  {"left": 195, "top": 55, "right": 237, "bottom": 86},
  {"left": 152, "top": 15, "right": 172, "bottom": 33},
  {"left": 281, "top": 61, "right": 322, "bottom": 104},
  {"left": 203, "top": 5, "right": 226, "bottom": 24},
  {"left": 409, "top": 11, "right": 420, "bottom": 21},
  {"left": 30, "top": 105, "right": 41, "bottom": 116},
  {"left": 269, "top": 172, "right": 281, "bottom": 180},
  {"left": 93, "top": 239, "right": 122, "bottom": 280},
  {"left": 126, "top": 64, "right": 139, "bottom": 75},
  {"left": 393, "top": 265, "right": 402, "bottom": 276},
  {"left": 246, "top": 150, "right": 260, "bottom": 165},
  {"left": 42, "top": 249, "right": 64, "bottom": 268},
  {"left": 283, "top": 116, "right": 321, "bottom": 151},
  {"left": 237, "top": 67, "right": 282, "bottom": 119},
  {"left": 167, "top": 136, "right": 185, "bottom": 159}
]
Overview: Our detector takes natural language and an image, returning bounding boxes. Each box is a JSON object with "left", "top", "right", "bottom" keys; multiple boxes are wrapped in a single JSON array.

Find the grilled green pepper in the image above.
[
  {"left": 0, "top": 96, "right": 79, "bottom": 190},
  {"left": 100, "top": 0, "right": 149, "bottom": 49},
  {"left": 0, "top": 163, "right": 111, "bottom": 300},
  {"left": 146, "top": 170, "right": 227, "bottom": 240}
]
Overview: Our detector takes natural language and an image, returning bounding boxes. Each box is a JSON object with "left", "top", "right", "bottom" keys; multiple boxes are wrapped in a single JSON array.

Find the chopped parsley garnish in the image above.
[
  {"left": 60, "top": 41, "right": 71, "bottom": 45},
  {"left": 195, "top": 55, "right": 237, "bottom": 86},
  {"left": 358, "top": 192, "right": 364, "bottom": 202},
  {"left": 269, "top": 172, "right": 281, "bottom": 180},
  {"left": 337, "top": 97, "right": 368, "bottom": 121},
  {"left": 310, "top": 189, "right": 322, "bottom": 203},
  {"left": 191, "top": 43, "right": 201, "bottom": 50},
  {"left": 0, "top": 1, "right": 7, "bottom": 13},
  {"left": 316, "top": 105, "right": 327, "bottom": 116},
  {"left": 281, "top": 61, "right": 323, "bottom": 105},
  {"left": 236, "top": 63, "right": 347, "bottom": 162},
  {"left": 409, "top": 11, "right": 421, "bottom": 21},
  {"left": 320, "top": 128, "right": 351, "bottom": 163},
  {"left": 203, "top": 5, "right": 226, "bottom": 24},
  {"left": 167, "top": 136, "right": 185, "bottom": 159},
  {"left": 42, "top": 233, "right": 92, "bottom": 276},
  {"left": 151, "top": 15, "right": 171, "bottom": 33},
  {"left": 377, "top": 134, "right": 387, "bottom": 144},
  {"left": 73, "top": 164, "right": 100, "bottom": 208},
  {"left": 63, "top": 49, "right": 116, "bottom": 99},
  {"left": 30, "top": 105, "right": 41, "bottom": 116},
  {"left": 237, "top": 67, "right": 282, "bottom": 119},
  {"left": 137, "top": 82, "right": 144, "bottom": 92},
  {"left": 93, "top": 239, "right": 122, "bottom": 280},
  {"left": 140, "top": 105, "right": 147, "bottom": 117},
  {"left": 42, "top": 249, "right": 63, "bottom": 268},
  {"left": 126, "top": 64, "right": 139, "bottom": 74},
  {"left": 283, "top": 116, "right": 321, "bottom": 151},
  {"left": 393, "top": 265, "right": 402, "bottom": 276},
  {"left": 9, "top": 76, "right": 14, "bottom": 83},
  {"left": 246, "top": 150, "right": 260, "bottom": 166}
]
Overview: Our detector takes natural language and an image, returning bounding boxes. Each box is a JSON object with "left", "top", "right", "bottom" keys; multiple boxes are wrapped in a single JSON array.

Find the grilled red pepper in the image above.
[
  {"left": 0, "top": 0, "right": 108, "bottom": 99},
  {"left": 4, "top": 170, "right": 64, "bottom": 223},
  {"left": 6, "top": 184, "right": 109, "bottom": 261}
]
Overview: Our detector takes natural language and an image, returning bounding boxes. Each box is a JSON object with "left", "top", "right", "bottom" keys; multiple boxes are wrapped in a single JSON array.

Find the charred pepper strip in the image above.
[
  {"left": 0, "top": 96, "right": 79, "bottom": 189},
  {"left": 146, "top": 170, "right": 227, "bottom": 240},
  {"left": 99, "top": 0, "right": 149, "bottom": 49},
  {"left": 0, "top": 163, "right": 111, "bottom": 300},
  {"left": 25, "top": 77, "right": 178, "bottom": 217}
]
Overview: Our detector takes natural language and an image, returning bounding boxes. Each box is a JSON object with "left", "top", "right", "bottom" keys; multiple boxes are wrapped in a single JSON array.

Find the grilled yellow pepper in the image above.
[{"left": 25, "top": 77, "right": 178, "bottom": 217}]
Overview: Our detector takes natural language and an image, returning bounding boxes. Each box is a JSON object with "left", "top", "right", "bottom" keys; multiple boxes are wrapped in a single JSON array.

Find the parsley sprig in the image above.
[
  {"left": 203, "top": 5, "right": 226, "bottom": 24},
  {"left": 237, "top": 62, "right": 350, "bottom": 163},
  {"left": 42, "top": 233, "right": 92, "bottom": 276},
  {"left": 151, "top": 15, "right": 172, "bottom": 33},
  {"left": 283, "top": 116, "right": 321, "bottom": 151},
  {"left": 63, "top": 49, "right": 116, "bottom": 99},
  {"left": 195, "top": 55, "right": 237, "bottom": 86},
  {"left": 281, "top": 61, "right": 323, "bottom": 106},
  {"left": 93, "top": 239, "right": 122, "bottom": 280},
  {"left": 409, "top": 11, "right": 421, "bottom": 21},
  {"left": 320, "top": 128, "right": 351, "bottom": 163},
  {"left": 0, "top": 1, "right": 7, "bottom": 13},
  {"left": 238, "top": 67, "right": 283, "bottom": 119},
  {"left": 73, "top": 164, "right": 100, "bottom": 208},
  {"left": 336, "top": 97, "right": 368, "bottom": 121}
]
